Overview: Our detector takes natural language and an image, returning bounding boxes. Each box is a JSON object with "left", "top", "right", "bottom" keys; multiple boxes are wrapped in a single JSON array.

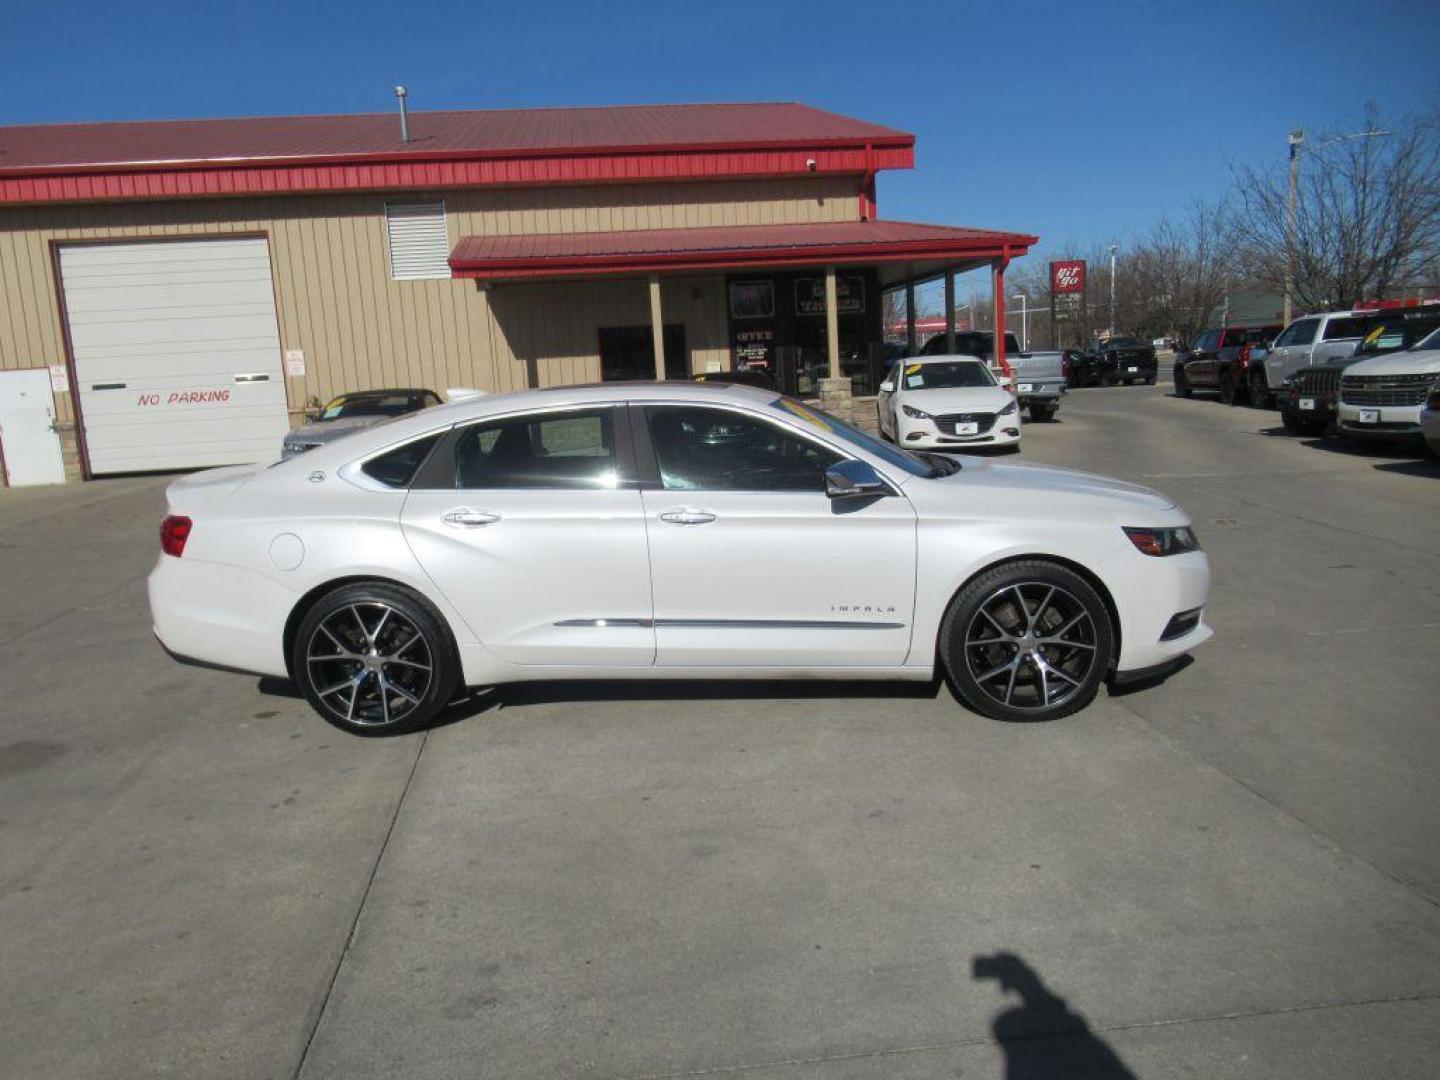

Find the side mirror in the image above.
[
  {"left": 826, "top": 459, "right": 890, "bottom": 500},
  {"left": 879, "top": 380, "right": 895, "bottom": 393}
]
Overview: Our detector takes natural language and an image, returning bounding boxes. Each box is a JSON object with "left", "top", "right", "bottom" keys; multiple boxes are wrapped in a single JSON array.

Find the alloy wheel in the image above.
[
  {"left": 962, "top": 582, "right": 1099, "bottom": 713},
  {"left": 305, "top": 602, "right": 434, "bottom": 728}
]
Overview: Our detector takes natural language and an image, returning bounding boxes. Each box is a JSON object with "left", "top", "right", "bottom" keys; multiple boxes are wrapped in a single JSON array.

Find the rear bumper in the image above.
[{"left": 148, "top": 555, "right": 295, "bottom": 679}]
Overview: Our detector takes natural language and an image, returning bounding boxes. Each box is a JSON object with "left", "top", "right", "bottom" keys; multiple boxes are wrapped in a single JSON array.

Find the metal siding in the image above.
[{"left": 1, "top": 177, "right": 857, "bottom": 445}]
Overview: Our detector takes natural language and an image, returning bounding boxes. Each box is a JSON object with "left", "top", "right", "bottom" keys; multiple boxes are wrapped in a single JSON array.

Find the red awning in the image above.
[{"left": 449, "top": 219, "right": 1037, "bottom": 281}]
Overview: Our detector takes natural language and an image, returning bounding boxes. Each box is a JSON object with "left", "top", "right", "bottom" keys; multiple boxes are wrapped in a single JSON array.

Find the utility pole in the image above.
[
  {"left": 1108, "top": 245, "right": 1119, "bottom": 337},
  {"left": 1284, "top": 129, "right": 1303, "bottom": 327}
]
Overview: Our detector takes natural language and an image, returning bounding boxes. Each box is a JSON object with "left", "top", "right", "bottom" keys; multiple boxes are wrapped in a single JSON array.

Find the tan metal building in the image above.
[{"left": 0, "top": 102, "right": 1034, "bottom": 483}]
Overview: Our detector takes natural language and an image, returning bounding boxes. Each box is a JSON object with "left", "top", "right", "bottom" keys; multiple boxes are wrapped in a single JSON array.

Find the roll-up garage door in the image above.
[{"left": 59, "top": 238, "right": 290, "bottom": 474}]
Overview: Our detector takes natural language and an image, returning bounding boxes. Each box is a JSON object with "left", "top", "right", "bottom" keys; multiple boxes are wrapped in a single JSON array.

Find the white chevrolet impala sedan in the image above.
[{"left": 149, "top": 382, "right": 1211, "bottom": 735}]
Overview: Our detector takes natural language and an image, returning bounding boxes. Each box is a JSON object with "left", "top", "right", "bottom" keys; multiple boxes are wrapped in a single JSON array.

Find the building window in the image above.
[{"left": 385, "top": 202, "right": 450, "bottom": 280}]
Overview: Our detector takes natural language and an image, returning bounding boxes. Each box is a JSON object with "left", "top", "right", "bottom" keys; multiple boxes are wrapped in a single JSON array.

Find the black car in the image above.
[
  {"left": 1063, "top": 348, "right": 1101, "bottom": 387},
  {"left": 1085, "top": 336, "right": 1157, "bottom": 385},
  {"left": 1279, "top": 307, "right": 1440, "bottom": 436}
]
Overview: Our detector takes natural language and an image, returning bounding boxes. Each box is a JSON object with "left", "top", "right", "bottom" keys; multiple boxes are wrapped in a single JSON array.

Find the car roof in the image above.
[
  {"left": 330, "top": 387, "right": 437, "bottom": 398},
  {"left": 903, "top": 353, "right": 988, "bottom": 363}
]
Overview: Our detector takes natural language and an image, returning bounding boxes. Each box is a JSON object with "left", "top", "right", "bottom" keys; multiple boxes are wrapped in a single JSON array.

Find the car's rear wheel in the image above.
[
  {"left": 1218, "top": 370, "right": 1237, "bottom": 405},
  {"left": 1248, "top": 370, "right": 1273, "bottom": 409},
  {"left": 939, "top": 561, "right": 1114, "bottom": 723},
  {"left": 1174, "top": 366, "right": 1191, "bottom": 397},
  {"left": 293, "top": 582, "right": 459, "bottom": 736},
  {"left": 1028, "top": 401, "right": 1056, "bottom": 422}
]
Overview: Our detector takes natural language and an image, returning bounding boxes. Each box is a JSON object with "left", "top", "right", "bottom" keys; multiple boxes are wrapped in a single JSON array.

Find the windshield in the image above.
[
  {"left": 1105, "top": 337, "right": 1142, "bottom": 349},
  {"left": 770, "top": 397, "right": 944, "bottom": 478},
  {"left": 320, "top": 392, "right": 430, "bottom": 421},
  {"left": 901, "top": 360, "right": 996, "bottom": 390},
  {"left": 1412, "top": 326, "right": 1440, "bottom": 352}
]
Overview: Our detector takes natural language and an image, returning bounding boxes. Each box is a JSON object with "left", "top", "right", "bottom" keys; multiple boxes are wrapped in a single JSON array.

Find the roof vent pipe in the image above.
[{"left": 394, "top": 85, "right": 410, "bottom": 143}]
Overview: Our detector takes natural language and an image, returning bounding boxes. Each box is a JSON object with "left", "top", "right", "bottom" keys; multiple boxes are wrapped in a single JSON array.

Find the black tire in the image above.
[
  {"left": 1144, "top": 374, "right": 1156, "bottom": 386},
  {"left": 939, "top": 560, "right": 1115, "bottom": 723},
  {"left": 1281, "top": 410, "right": 1327, "bottom": 437},
  {"left": 1028, "top": 401, "right": 1056, "bottom": 422},
  {"left": 1173, "top": 366, "right": 1191, "bottom": 398},
  {"left": 292, "top": 581, "right": 460, "bottom": 736},
  {"left": 1218, "top": 370, "right": 1237, "bottom": 405},
  {"left": 1248, "top": 370, "right": 1273, "bottom": 409}
]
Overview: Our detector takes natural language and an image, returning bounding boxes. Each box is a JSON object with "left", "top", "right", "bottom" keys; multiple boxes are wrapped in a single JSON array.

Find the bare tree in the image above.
[
  {"left": 1119, "top": 200, "right": 1233, "bottom": 344},
  {"left": 1229, "top": 104, "right": 1440, "bottom": 309}
]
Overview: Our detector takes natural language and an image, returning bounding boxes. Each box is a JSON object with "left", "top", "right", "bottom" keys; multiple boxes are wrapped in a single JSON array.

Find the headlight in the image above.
[
  {"left": 998, "top": 399, "right": 1018, "bottom": 416},
  {"left": 902, "top": 404, "right": 932, "bottom": 420},
  {"left": 1123, "top": 526, "right": 1200, "bottom": 557}
]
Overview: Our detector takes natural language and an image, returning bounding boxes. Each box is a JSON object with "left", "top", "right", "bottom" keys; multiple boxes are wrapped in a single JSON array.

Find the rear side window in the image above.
[
  {"left": 1196, "top": 330, "right": 1220, "bottom": 351},
  {"left": 1323, "top": 317, "right": 1364, "bottom": 341},
  {"left": 453, "top": 408, "right": 619, "bottom": 490},
  {"left": 361, "top": 434, "right": 442, "bottom": 488}
]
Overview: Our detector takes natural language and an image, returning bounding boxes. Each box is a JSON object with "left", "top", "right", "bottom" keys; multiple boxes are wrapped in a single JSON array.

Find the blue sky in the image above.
[{"left": 3, "top": 0, "right": 1437, "bottom": 268}]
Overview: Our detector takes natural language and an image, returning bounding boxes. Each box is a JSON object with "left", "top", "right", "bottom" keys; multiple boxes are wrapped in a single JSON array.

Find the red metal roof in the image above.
[
  {"left": 449, "top": 220, "right": 1037, "bottom": 280},
  {"left": 0, "top": 102, "right": 914, "bottom": 205}
]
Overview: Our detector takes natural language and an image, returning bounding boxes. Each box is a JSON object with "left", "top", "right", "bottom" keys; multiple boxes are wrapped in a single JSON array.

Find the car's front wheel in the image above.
[
  {"left": 939, "top": 560, "right": 1114, "bottom": 722},
  {"left": 1174, "top": 366, "right": 1191, "bottom": 397},
  {"left": 293, "top": 582, "right": 460, "bottom": 736}
]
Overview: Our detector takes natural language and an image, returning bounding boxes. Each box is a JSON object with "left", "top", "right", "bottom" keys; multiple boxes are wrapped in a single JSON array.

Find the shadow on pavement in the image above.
[{"left": 974, "top": 951, "right": 1138, "bottom": 1079}]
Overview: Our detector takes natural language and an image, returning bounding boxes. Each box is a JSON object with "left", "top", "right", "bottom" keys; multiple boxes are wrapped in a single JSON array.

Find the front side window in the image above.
[
  {"left": 769, "top": 397, "right": 935, "bottom": 478},
  {"left": 454, "top": 408, "right": 619, "bottom": 490},
  {"left": 902, "top": 361, "right": 996, "bottom": 390},
  {"left": 1284, "top": 319, "right": 1320, "bottom": 346},
  {"left": 646, "top": 406, "right": 841, "bottom": 492}
]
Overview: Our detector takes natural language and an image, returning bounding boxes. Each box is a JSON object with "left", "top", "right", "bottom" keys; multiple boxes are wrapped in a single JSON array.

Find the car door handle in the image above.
[
  {"left": 442, "top": 508, "right": 501, "bottom": 528},
  {"left": 658, "top": 507, "right": 717, "bottom": 526}
]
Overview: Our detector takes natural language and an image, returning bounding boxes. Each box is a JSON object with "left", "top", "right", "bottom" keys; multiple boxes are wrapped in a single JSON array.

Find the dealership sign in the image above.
[{"left": 1050, "top": 260, "right": 1086, "bottom": 322}]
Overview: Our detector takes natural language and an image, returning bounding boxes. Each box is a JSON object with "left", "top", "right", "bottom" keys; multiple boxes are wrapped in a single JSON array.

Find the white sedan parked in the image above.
[
  {"left": 877, "top": 355, "right": 1022, "bottom": 451},
  {"left": 149, "top": 382, "right": 1211, "bottom": 735}
]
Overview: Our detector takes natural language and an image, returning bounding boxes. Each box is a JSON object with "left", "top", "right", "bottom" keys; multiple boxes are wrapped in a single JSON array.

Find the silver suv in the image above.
[{"left": 1264, "top": 311, "right": 1372, "bottom": 390}]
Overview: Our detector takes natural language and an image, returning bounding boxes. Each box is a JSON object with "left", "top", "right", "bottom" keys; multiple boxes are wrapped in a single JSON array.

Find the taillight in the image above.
[
  {"left": 1238, "top": 344, "right": 1251, "bottom": 370},
  {"left": 160, "top": 515, "right": 192, "bottom": 557}
]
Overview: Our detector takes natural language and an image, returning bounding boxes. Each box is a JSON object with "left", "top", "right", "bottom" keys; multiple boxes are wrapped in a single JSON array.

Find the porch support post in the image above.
[
  {"left": 648, "top": 274, "right": 666, "bottom": 380},
  {"left": 944, "top": 269, "right": 956, "bottom": 353},
  {"left": 905, "top": 280, "right": 916, "bottom": 356},
  {"left": 992, "top": 256, "right": 1011, "bottom": 380},
  {"left": 824, "top": 265, "right": 840, "bottom": 379}
]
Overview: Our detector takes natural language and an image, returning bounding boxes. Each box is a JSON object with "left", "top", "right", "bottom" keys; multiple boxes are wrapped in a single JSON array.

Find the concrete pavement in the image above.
[{"left": 1, "top": 384, "right": 1437, "bottom": 1078}]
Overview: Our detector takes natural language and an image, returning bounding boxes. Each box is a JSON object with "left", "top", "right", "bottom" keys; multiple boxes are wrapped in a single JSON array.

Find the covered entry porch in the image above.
[{"left": 450, "top": 219, "right": 1037, "bottom": 396}]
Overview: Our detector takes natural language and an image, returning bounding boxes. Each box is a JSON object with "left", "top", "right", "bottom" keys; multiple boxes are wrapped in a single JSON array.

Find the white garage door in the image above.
[{"left": 60, "top": 238, "right": 290, "bottom": 474}]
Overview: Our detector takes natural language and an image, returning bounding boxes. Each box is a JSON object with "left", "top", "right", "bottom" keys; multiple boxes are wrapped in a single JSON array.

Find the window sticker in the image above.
[
  {"left": 775, "top": 398, "right": 832, "bottom": 431},
  {"left": 905, "top": 363, "right": 923, "bottom": 375}
]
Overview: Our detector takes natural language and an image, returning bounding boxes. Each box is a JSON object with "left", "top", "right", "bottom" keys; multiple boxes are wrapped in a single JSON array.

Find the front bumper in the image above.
[
  {"left": 897, "top": 417, "right": 1021, "bottom": 450},
  {"left": 1336, "top": 401, "right": 1424, "bottom": 437},
  {"left": 1101, "top": 547, "right": 1212, "bottom": 675}
]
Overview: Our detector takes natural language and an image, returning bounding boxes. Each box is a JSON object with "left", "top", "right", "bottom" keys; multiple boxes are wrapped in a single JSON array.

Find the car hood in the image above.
[
  {"left": 900, "top": 386, "right": 1015, "bottom": 413},
  {"left": 1342, "top": 348, "right": 1440, "bottom": 377},
  {"left": 906, "top": 458, "right": 1178, "bottom": 521},
  {"left": 286, "top": 416, "right": 384, "bottom": 443}
]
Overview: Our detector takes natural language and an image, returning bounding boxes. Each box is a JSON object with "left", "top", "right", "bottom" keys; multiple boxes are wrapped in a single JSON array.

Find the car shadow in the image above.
[
  {"left": 258, "top": 673, "right": 946, "bottom": 732},
  {"left": 1289, "top": 433, "right": 1436, "bottom": 471},
  {"left": 974, "top": 951, "right": 1138, "bottom": 1079},
  {"left": 1105, "top": 654, "right": 1194, "bottom": 698}
]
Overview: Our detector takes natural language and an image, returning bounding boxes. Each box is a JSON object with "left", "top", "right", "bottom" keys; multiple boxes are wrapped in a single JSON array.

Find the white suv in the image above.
[
  {"left": 1264, "top": 310, "right": 1373, "bottom": 390},
  {"left": 1336, "top": 327, "right": 1440, "bottom": 441}
]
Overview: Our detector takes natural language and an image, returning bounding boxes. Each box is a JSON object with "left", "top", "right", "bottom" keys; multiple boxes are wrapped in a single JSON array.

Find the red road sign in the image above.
[{"left": 1050, "top": 260, "right": 1086, "bottom": 294}]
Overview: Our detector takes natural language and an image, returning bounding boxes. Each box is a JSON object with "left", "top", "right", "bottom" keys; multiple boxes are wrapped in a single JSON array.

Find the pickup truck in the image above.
[
  {"left": 1173, "top": 325, "right": 1279, "bottom": 403},
  {"left": 1261, "top": 311, "right": 1373, "bottom": 397},
  {"left": 920, "top": 331, "right": 1066, "bottom": 421},
  {"left": 1086, "top": 337, "right": 1159, "bottom": 385}
]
